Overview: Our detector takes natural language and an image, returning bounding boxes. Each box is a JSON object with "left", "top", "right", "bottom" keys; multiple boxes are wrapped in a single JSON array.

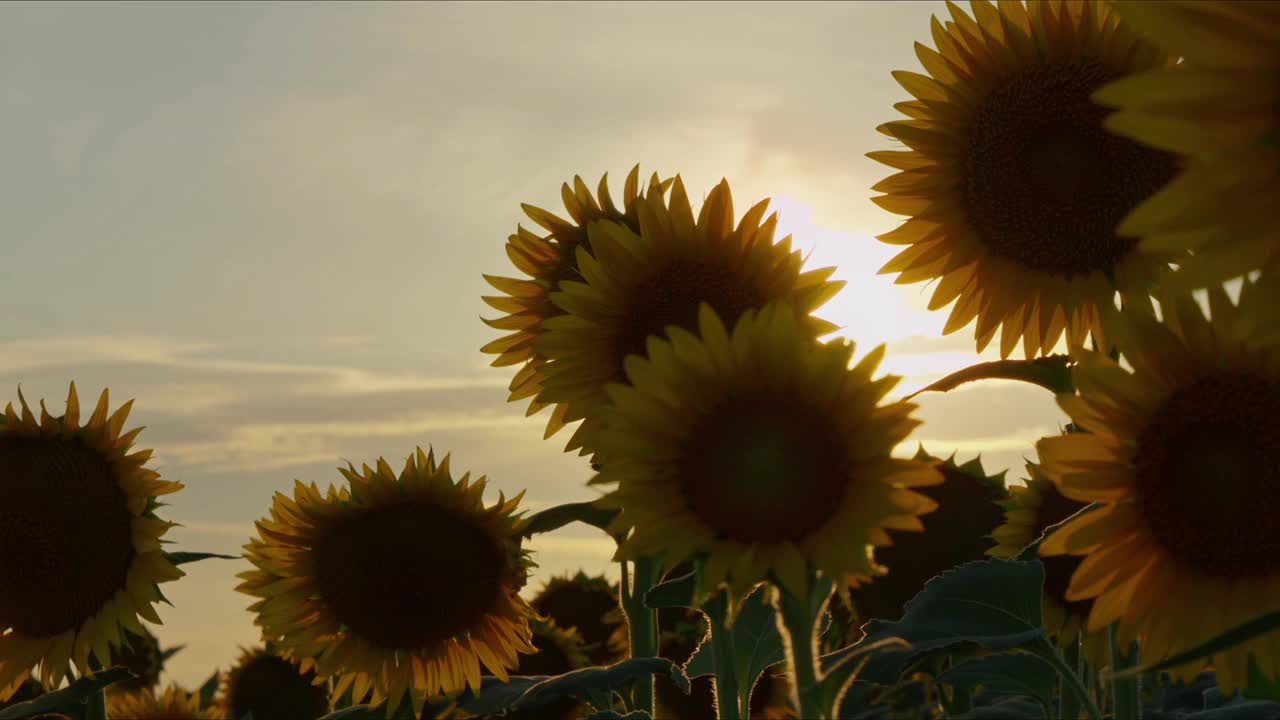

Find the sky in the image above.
[{"left": 0, "top": 1, "right": 1068, "bottom": 689}]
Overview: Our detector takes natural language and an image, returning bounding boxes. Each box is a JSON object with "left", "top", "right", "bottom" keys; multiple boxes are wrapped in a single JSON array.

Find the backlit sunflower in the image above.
[
  {"left": 1037, "top": 285, "right": 1280, "bottom": 692},
  {"left": 107, "top": 685, "right": 225, "bottom": 720},
  {"left": 853, "top": 450, "right": 1007, "bottom": 624},
  {"left": 0, "top": 384, "right": 184, "bottom": 701},
  {"left": 987, "top": 462, "right": 1106, "bottom": 665},
  {"left": 1096, "top": 1, "right": 1280, "bottom": 288},
  {"left": 529, "top": 571, "right": 626, "bottom": 665},
  {"left": 870, "top": 0, "right": 1181, "bottom": 358},
  {"left": 534, "top": 176, "right": 844, "bottom": 456},
  {"left": 237, "top": 447, "right": 537, "bottom": 718},
  {"left": 595, "top": 303, "right": 942, "bottom": 600},
  {"left": 220, "top": 646, "right": 329, "bottom": 720},
  {"left": 482, "top": 166, "right": 673, "bottom": 440}
]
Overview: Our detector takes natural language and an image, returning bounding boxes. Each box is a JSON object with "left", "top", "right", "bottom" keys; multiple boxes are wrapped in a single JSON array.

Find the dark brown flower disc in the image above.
[
  {"left": 615, "top": 261, "right": 765, "bottom": 369},
  {"left": 1134, "top": 372, "right": 1280, "bottom": 578},
  {"left": 964, "top": 60, "right": 1179, "bottom": 278},
  {"left": 679, "top": 392, "right": 849, "bottom": 544},
  {"left": 0, "top": 435, "right": 135, "bottom": 637},
  {"left": 312, "top": 500, "right": 505, "bottom": 650}
]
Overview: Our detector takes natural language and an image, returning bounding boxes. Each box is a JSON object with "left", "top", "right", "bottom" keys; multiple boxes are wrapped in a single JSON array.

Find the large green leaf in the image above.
[
  {"left": 1184, "top": 700, "right": 1280, "bottom": 719},
  {"left": 830, "top": 559, "right": 1046, "bottom": 687},
  {"left": 517, "top": 501, "right": 619, "bottom": 538},
  {"left": 462, "top": 658, "right": 687, "bottom": 717},
  {"left": 936, "top": 653, "right": 1056, "bottom": 717},
  {"left": 683, "top": 586, "right": 779, "bottom": 680},
  {"left": 950, "top": 695, "right": 1047, "bottom": 719},
  {"left": 1116, "top": 609, "right": 1280, "bottom": 680},
  {"left": 903, "top": 354, "right": 1073, "bottom": 401},
  {"left": 583, "top": 711, "right": 652, "bottom": 720},
  {"left": 643, "top": 569, "right": 696, "bottom": 610},
  {"left": 0, "top": 668, "right": 133, "bottom": 720},
  {"left": 164, "top": 551, "right": 240, "bottom": 565}
]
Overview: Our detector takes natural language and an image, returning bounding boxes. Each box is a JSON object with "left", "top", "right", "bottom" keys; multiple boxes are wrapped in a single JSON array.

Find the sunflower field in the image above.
[{"left": 2, "top": 1, "right": 1279, "bottom": 719}]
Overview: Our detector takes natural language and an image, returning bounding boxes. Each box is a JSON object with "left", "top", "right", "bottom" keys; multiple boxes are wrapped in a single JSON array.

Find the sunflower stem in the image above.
[
  {"left": 775, "top": 575, "right": 832, "bottom": 720},
  {"left": 1036, "top": 636, "right": 1101, "bottom": 720},
  {"left": 1060, "top": 636, "right": 1082, "bottom": 720},
  {"left": 622, "top": 555, "right": 661, "bottom": 716},
  {"left": 1110, "top": 623, "right": 1141, "bottom": 720},
  {"left": 705, "top": 589, "right": 742, "bottom": 720}
]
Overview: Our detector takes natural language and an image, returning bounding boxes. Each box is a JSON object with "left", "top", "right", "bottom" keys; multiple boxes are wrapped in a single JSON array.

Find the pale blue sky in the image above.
[{"left": 0, "top": 1, "right": 1065, "bottom": 688}]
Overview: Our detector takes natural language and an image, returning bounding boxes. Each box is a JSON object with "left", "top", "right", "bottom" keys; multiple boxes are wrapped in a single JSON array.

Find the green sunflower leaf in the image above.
[
  {"left": 517, "top": 501, "right": 619, "bottom": 539},
  {"left": 830, "top": 559, "right": 1047, "bottom": 688},
  {"left": 583, "top": 711, "right": 653, "bottom": 720},
  {"left": 197, "top": 669, "right": 221, "bottom": 707},
  {"left": 643, "top": 570, "right": 696, "bottom": 609},
  {"left": 0, "top": 667, "right": 133, "bottom": 720},
  {"left": 936, "top": 653, "right": 1056, "bottom": 718},
  {"left": 902, "top": 354, "right": 1074, "bottom": 401},
  {"left": 164, "top": 551, "right": 240, "bottom": 565},
  {"left": 1183, "top": 700, "right": 1280, "bottom": 719},
  {"left": 1114, "top": 609, "right": 1280, "bottom": 680},
  {"left": 950, "top": 695, "right": 1049, "bottom": 719},
  {"left": 682, "top": 585, "right": 780, "bottom": 691},
  {"left": 1248, "top": 654, "right": 1280, "bottom": 702}
]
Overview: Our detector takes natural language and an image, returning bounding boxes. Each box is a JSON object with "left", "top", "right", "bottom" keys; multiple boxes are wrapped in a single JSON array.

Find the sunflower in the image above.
[
  {"left": 1095, "top": 1, "right": 1280, "bottom": 289},
  {"left": 482, "top": 166, "right": 673, "bottom": 441},
  {"left": 219, "top": 646, "right": 329, "bottom": 720},
  {"left": 529, "top": 571, "right": 626, "bottom": 665},
  {"left": 533, "top": 176, "right": 844, "bottom": 456},
  {"left": 1036, "top": 284, "right": 1280, "bottom": 692},
  {"left": 987, "top": 462, "right": 1106, "bottom": 665},
  {"left": 0, "top": 384, "right": 184, "bottom": 700},
  {"left": 594, "top": 303, "right": 942, "bottom": 600},
  {"left": 853, "top": 450, "right": 1007, "bottom": 624},
  {"left": 870, "top": 0, "right": 1182, "bottom": 359},
  {"left": 107, "top": 685, "right": 225, "bottom": 720},
  {"left": 237, "top": 447, "right": 537, "bottom": 718}
]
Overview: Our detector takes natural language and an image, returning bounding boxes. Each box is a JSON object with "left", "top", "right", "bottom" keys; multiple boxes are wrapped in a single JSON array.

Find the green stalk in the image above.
[
  {"left": 1035, "top": 636, "right": 1101, "bottom": 720},
  {"left": 621, "top": 555, "right": 661, "bottom": 716},
  {"left": 1111, "top": 624, "right": 1141, "bottom": 720},
  {"left": 705, "top": 589, "right": 742, "bottom": 720},
  {"left": 775, "top": 581, "right": 827, "bottom": 719},
  {"left": 1060, "top": 636, "right": 1082, "bottom": 720}
]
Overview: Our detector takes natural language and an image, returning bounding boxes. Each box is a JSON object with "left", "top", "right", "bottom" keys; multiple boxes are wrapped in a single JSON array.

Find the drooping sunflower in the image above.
[
  {"left": 219, "top": 646, "right": 329, "bottom": 720},
  {"left": 107, "top": 685, "right": 224, "bottom": 720},
  {"left": 987, "top": 462, "right": 1106, "bottom": 665},
  {"left": 237, "top": 447, "right": 537, "bottom": 718},
  {"left": 482, "top": 166, "right": 673, "bottom": 440},
  {"left": 594, "top": 303, "right": 942, "bottom": 600},
  {"left": 870, "top": 0, "right": 1182, "bottom": 358},
  {"left": 853, "top": 449, "right": 1007, "bottom": 624},
  {"left": 0, "top": 384, "right": 184, "bottom": 700},
  {"left": 1095, "top": 1, "right": 1280, "bottom": 288},
  {"left": 1037, "top": 284, "right": 1280, "bottom": 692},
  {"left": 534, "top": 176, "right": 844, "bottom": 456},
  {"left": 529, "top": 571, "right": 626, "bottom": 665}
]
